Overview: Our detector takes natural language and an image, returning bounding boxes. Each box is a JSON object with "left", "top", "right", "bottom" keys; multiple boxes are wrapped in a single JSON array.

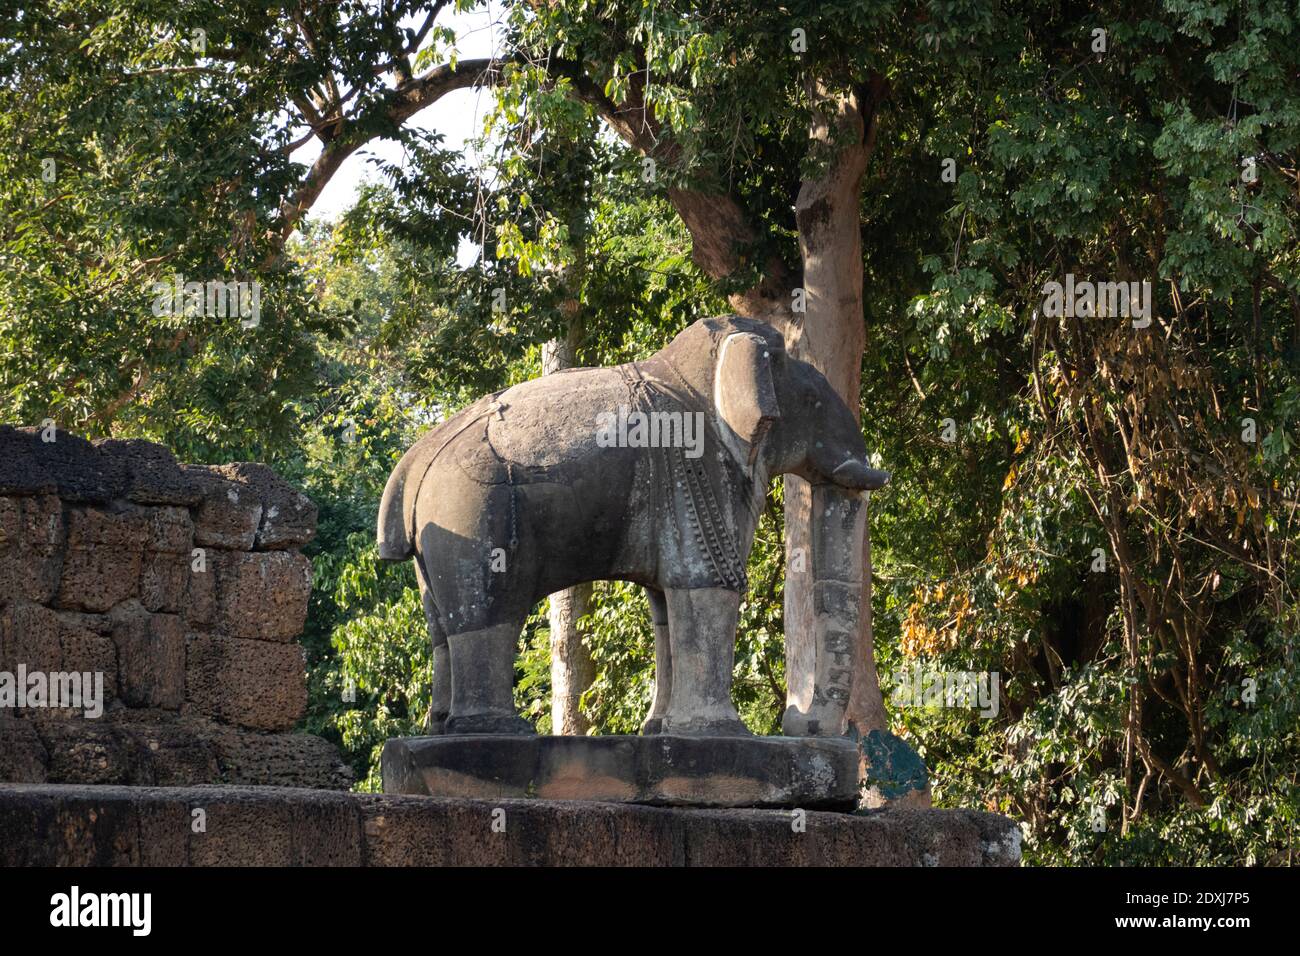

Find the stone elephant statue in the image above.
[{"left": 377, "top": 316, "right": 888, "bottom": 736}]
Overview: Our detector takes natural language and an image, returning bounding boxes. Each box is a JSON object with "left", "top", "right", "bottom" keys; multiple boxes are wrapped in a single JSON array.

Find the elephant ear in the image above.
[{"left": 714, "top": 332, "right": 781, "bottom": 465}]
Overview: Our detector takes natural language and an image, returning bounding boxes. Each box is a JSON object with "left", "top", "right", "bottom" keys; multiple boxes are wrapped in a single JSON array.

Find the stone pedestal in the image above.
[{"left": 382, "top": 734, "right": 861, "bottom": 809}]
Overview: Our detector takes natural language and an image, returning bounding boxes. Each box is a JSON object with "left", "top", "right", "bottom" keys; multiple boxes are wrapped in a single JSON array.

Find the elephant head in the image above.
[
  {"left": 619, "top": 317, "right": 890, "bottom": 736},
  {"left": 708, "top": 323, "right": 890, "bottom": 493},
  {"left": 705, "top": 322, "right": 889, "bottom": 738}
]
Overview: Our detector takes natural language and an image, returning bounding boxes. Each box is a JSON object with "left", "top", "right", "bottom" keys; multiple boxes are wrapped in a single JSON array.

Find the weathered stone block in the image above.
[
  {"left": 109, "top": 602, "right": 185, "bottom": 709},
  {"left": 98, "top": 716, "right": 223, "bottom": 786},
  {"left": 0, "top": 498, "right": 19, "bottom": 543},
  {"left": 0, "top": 784, "right": 1020, "bottom": 866},
  {"left": 0, "top": 603, "right": 117, "bottom": 720},
  {"left": 362, "top": 795, "right": 688, "bottom": 867},
  {"left": 136, "top": 504, "right": 194, "bottom": 553},
  {"left": 7, "top": 709, "right": 348, "bottom": 789},
  {"left": 55, "top": 547, "right": 142, "bottom": 612},
  {"left": 0, "top": 494, "right": 63, "bottom": 606},
  {"left": 136, "top": 507, "right": 194, "bottom": 612},
  {"left": 134, "top": 798, "right": 194, "bottom": 865},
  {"left": 0, "top": 601, "right": 61, "bottom": 669},
  {"left": 56, "top": 622, "right": 118, "bottom": 711},
  {"left": 186, "top": 466, "right": 263, "bottom": 550},
  {"left": 53, "top": 608, "right": 114, "bottom": 635},
  {"left": 678, "top": 807, "right": 816, "bottom": 865},
  {"left": 0, "top": 719, "right": 48, "bottom": 782},
  {"left": 0, "top": 427, "right": 127, "bottom": 502},
  {"left": 183, "top": 554, "right": 217, "bottom": 625},
  {"left": 41, "top": 710, "right": 353, "bottom": 789},
  {"left": 10, "top": 606, "right": 110, "bottom": 682},
  {"left": 202, "top": 724, "right": 354, "bottom": 789},
  {"left": 208, "top": 463, "right": 317, "bottom": 550},
  {"left": 382, "top": 734, "right": 862, "bottom": 809},
  {"left": 65, "top": 505, "right": 148, "bottom": 550},
  {"left": 53, "top": 506, "right": 147, "bottom": 611},
  {"left": 25, "top": 495, "right": 65, "bottom": 549},
  {"left": 0, "top": 426, "right": 57, "bottom": 496},
  {"left": 95, "top": 438, "right": 203, "bottom": 506},
  {"left": 0, "top": 784, "right": 146, "bottom": 864},
  {"left": 214, "top": 549, "right": 312, "bottom": 641},
  {"left": 355, "top": 794, "right": 1023, "bottom": 867},
  {"left": 183, "top": 787, "right": 363, "bottom": 866},
  {"left": 140, "top": 551, "right": 188, "bottom": 612},
  {"left": 185, "top": 632, "right": 306, "bottom": 731},
  {"left": 35, "top": 721, "right": 138, "bottom": 783}
]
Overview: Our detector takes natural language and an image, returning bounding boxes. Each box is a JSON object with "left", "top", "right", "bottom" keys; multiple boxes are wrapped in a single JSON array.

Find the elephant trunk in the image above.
[{"left": 782, "top": 482, "right": 867, "bottom": 736}]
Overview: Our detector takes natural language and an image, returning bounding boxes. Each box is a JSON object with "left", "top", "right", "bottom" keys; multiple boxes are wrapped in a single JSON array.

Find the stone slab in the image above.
[
  {"left": 212, "top": 549, "right": 312, "bottom": 640},
  {"left": 0, "top": 719, "right": 48, "bottom": 783},
  {"left": 0, "top": 784, "right": 362, "bottom": 866},
  {"left": 382, "top": 734, "right": 862, "bottom": 809},
  {"left": 1, "top": 713, "right": 353, "bottom": 790},
  {"left": 0, "top": 783, "right": 1021, "bottom": 866},
  {"left": 184, "top": 631, "right": 307, "bottom": 730}
]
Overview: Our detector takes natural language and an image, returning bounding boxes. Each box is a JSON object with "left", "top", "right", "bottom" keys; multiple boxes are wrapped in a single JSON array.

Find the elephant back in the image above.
[{"left": 482, "top": 368, "right": 625, "bottom": 475}]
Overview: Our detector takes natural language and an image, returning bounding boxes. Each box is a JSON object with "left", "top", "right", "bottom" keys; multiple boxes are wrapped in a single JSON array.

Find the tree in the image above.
[
  {"left": 498, "top": 0, "right": 915, "bottom": 735},
  {"left": 3, "top": 0, "right": 904, "bottom": 733},
  {"left": 856, "top": 0, "right": 1300, "bottom": 862},
  {"left": 0, "top": 0, "right": 488, "bottom": 447}
]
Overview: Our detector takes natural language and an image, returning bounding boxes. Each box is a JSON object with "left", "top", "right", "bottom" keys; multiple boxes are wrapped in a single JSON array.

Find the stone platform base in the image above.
[
  {"left": 382, "top": 734, "right": 860, "bottom": 809},
  {"left": 0, "top": 784, "right": 1021, "bottom": 866},
  {"left": 0, "top": 714, "right": 353, "bottom": 790}
]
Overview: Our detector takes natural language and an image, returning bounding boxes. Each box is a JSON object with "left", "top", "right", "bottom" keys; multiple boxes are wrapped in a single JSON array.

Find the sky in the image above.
[{"left": 288, "top": 2, "right": 507, "bottom": 263}]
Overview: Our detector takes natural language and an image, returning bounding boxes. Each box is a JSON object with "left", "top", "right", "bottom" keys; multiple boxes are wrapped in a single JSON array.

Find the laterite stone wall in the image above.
[{"left": 0, "top": 425, "right": 350, "bottom": 789}]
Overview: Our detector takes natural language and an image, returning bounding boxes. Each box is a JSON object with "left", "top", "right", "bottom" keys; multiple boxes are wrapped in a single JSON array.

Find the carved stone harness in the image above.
[{"left": 616, "top": 361, "right": 749, "bottom": 591}]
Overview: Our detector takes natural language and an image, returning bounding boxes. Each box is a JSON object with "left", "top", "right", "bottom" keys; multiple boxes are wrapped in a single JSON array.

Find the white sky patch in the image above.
[{"left": 289, "top": 2, "right": 507, "bottom": 266}]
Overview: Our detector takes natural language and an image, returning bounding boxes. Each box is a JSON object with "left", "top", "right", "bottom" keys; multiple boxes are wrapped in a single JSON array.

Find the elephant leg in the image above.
[
  {"left": 415, "top": 560, "right": 450, "bottom": 735},
  {"left": 640, "top": 587, "right": 671, "bottom": 735},
  {"left": 444, "top": 622, "right": 535, "bottom": 735},
  {"left": 659, "top": 587, "right": 750, "bottom": 737}
]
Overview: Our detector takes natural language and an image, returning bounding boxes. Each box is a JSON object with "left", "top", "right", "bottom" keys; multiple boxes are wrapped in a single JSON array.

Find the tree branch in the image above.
[
  {"left": 274, "top": 56, "right": 503, "bottom": 248},
  {"left": 550, "top": 55, "right": 792, "bottom": 317}
]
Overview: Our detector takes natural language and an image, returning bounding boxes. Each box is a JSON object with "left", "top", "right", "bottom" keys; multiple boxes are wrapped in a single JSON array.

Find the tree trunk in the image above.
[
  {"left": 781, "top": 79, "right": 888, "bottom": 737},
  {"left": 543, "top": 296, "right": 595, "bottom": 735},
  {"left": 547, "top": 572, "right": 594, "bottom": 735}
]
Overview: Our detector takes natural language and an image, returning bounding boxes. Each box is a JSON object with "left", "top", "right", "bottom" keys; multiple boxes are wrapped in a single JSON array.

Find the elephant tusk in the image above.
[{"left": 830, "top": 459, "right": 891, "bottom": 490}]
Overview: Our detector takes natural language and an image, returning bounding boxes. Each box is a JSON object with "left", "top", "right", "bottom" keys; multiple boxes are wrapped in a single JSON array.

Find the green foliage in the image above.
[
  {"left": 582, "top": 582, "right": 657, "bottom": 734},
  {"left": 859, "top": 0, "right": 1300, "bottom": 865},
  {"left": 326, "top": 545, "right": 427, "bottom": 792},
  {"left": 0, "top": 1, "right": 475, "bottom": 453}
]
